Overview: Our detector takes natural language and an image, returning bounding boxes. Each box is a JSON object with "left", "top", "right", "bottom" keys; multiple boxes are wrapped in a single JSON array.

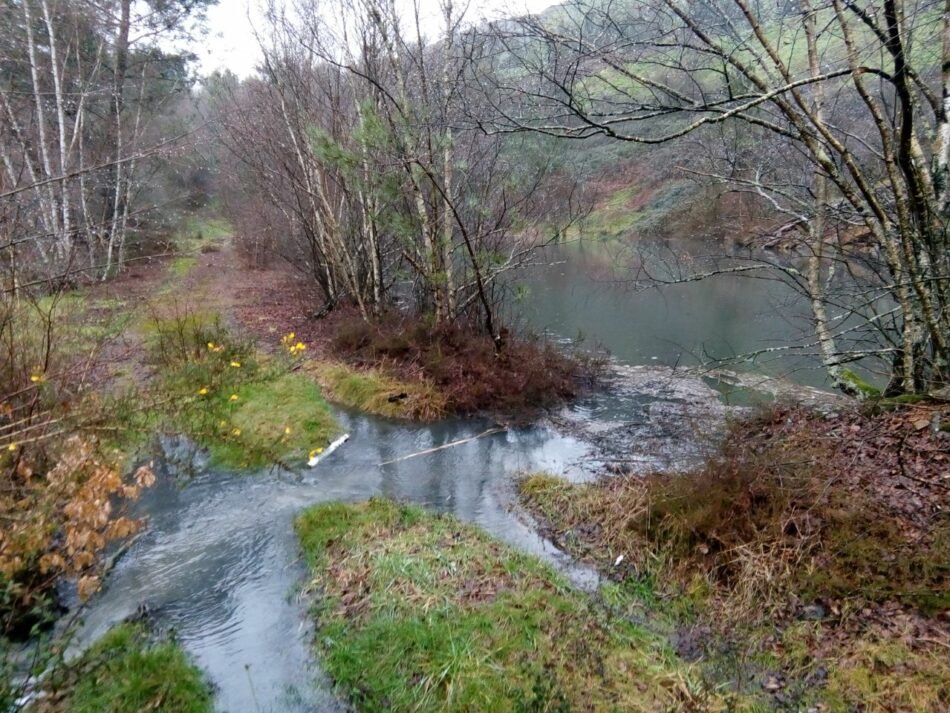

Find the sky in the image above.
[{"left": 197, "top": 0, "right": 555, "bottom": 78}]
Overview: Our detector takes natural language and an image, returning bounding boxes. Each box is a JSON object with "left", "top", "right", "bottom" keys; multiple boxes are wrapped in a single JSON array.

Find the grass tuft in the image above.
[{"left": 34, "top": 624, "right": 212, "bottom": 712}]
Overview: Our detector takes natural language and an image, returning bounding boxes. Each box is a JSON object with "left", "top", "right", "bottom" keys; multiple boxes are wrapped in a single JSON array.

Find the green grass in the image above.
[
  {"left": 212, "top": 372, "right": 340, "bottom": 467},
  {"left": 295, "top": 499, "right": 748, "bottom": 712},
  {"left": 135, "top": 311, "right": 340, "bottom": 469},
  {"left": 168, "top": 255, "right": 198, "bottom": 278},
  {"left": 173, "top": 216, "right": 231, "bottom": 251},
  {"left": 36, "top": 624, "right": 212, "bottom": 713},
  {"left": 306, "top": 360, "right": 446, "bottom": 421}
]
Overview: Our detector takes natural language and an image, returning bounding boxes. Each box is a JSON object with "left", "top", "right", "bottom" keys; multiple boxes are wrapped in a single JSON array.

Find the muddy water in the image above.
[{"left": 75, "top": 238, "right": 830, "bottom": 712}]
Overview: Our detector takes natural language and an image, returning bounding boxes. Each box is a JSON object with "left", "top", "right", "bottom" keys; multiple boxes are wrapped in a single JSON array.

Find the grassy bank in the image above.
[
  {"left": 305, "top": 360, "right": 446, "bottom": 421},
  {"left": 519, "top": 407, "right": 950, "bottom": 711},
  {"left": 136, "top": 311, "right": 339, "bottom": 469},
  {"left": 27, "top": 624, "right": 212, "bottom": 712},
  {"left": 295, "top": 499, "right": 751, "bottom": 712}
]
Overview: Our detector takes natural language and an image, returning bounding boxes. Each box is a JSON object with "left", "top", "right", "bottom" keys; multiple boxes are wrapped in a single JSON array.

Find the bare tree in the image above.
[
  {"left": 0, "top": 0, "right": 213, "bottom": 288},
  {"left": 475, "top": 0, "right": 950, "bottom": 394},
  {"left": 216, "top": 0, "right": 575, "bottom": 341}
]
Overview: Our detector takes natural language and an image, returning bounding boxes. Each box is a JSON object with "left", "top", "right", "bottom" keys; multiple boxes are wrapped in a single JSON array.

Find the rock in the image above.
[
  {"left": 929, "top": 385, "right": 950, "bottom": 402},
  {"left": 800, "top": 603, "right": 827, "bottom": 621}
]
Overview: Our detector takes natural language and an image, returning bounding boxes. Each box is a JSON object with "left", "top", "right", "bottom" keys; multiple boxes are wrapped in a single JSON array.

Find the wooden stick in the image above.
[{"left": 379, "top": 427, "right": 506, "bottom": 466}]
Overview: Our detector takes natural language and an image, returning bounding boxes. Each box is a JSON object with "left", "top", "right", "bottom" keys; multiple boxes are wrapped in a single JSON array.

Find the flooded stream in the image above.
[
  {"left": 75, "top": 411, "right": 602, "bottom": 712},
  {"left": 75, "top": 238, "right": 834, "bottom": 712}
]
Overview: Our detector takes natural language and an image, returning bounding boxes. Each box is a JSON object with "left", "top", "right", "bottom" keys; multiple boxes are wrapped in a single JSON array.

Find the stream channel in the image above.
[{"left": 74, "top": 239, "right": 832, "bottom": 712}]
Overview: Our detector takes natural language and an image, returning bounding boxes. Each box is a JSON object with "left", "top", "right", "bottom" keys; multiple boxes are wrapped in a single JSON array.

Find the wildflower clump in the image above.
[
  {"left": 143, "top": 311, "right": 338, "bottom": 470},
  {"left": 282, "top": 332, "right": 307, "bottom": 356}
]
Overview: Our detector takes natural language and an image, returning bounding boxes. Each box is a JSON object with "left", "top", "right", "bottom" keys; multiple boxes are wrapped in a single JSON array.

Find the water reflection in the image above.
[{"left": 520, "top": 239, "right": 829, "bottom": 388}]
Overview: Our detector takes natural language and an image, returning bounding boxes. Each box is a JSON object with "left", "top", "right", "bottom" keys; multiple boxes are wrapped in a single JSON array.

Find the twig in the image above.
[{"left": 378, "top": 427, "right": 506, "bottom": 466}]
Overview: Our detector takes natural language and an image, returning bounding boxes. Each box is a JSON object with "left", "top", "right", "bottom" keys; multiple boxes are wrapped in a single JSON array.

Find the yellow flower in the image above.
[
  {"left": 295, "top": 342, "right": 306, "bottom": 351},
  {"left": 229, "top": 394, "right": 239, "bottom": 402},
  {"left": 30, "top": 372, "right": 45, "bottom": 383},
  {"left": 198, "top": 387, "right": 209, "bottom": 396},
  {"left": 7, "top": 443, "right": 17, "bottom": 452},
  {"left": 207, "top": 341, "right": 215, "bottom": 350},
  {"left": 284, "top": 426, "right": 291, "bottom": 435},
  {"left": 232, "top": 428, "right": 241, "bottom": 436},
  {"left": 219, "top": 420, "right": 227, "bottom": 428},
  {"left": 230, "top": 361, "right": 241, "bottom": 368}
]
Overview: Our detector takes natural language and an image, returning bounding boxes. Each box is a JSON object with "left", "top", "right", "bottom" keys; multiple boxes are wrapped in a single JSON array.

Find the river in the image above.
[{"left": 74, "top": 238, "right": 831, "bottom": 712}]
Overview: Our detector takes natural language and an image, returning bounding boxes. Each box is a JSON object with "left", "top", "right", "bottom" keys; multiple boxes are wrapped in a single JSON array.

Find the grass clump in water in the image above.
[
  {"left": 34, "top": 624, "right": 211, "bottom": 712},
  {"left": 295, "top": 499, "right": 742, "bottom": 712},
  {"left": 306, "top": 360, "right": 446, "bottom": 421}
]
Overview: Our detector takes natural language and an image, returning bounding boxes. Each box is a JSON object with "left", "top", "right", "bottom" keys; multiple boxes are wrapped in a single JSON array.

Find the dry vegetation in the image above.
[
  {"left": 326, "top": 310, "right": 585, "bottom": 418},
  {"left": 520, "top": 406, "right": 950, "bottom": 710}
]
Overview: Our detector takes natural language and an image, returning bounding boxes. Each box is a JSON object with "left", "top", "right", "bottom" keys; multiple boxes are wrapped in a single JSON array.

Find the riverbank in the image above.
[
  {"left": 22, "top": 624, "right": 212, "bottom": 712},
  {"left": 295, "top": 498, "right": 753, "bottom": 711},
  {"left": 520, "top": 404, "right": 950, "bottom": 710}
]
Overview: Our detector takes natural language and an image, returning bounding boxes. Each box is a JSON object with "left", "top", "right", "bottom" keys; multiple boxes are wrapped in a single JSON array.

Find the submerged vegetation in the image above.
[{"left": 295, "top": 498, "right": 749, "bottom": 712}]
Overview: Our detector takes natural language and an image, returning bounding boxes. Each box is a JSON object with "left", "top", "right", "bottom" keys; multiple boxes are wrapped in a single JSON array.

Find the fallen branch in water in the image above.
[{"left": 378, "top": 427, "right": 506, "bottom": 466}]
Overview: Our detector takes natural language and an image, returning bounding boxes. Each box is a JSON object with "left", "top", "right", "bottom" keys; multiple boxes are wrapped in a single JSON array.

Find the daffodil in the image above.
[
  {"left": 230, "top": 361, "right": 241, "bottom": 368},
  {"left": 198, "top": 387, "right": 209, "bottom": 396},
  {"left": 229, "top": 394, "right": 239, "bottom": 402}
]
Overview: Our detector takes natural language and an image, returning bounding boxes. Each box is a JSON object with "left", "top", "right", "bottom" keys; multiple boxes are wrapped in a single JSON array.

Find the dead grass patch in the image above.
[
  {"left": 519, "top": 405, "right": 950, "bottom": 710},
  {"left": 304, "top": 360, "right": 446, "bottom": 421}
]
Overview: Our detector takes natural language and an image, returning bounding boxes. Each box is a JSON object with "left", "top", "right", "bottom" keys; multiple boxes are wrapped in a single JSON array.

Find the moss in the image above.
[
  {"left": 35, "top": 624, "right": 212, "bottom": 712},
  {"left": 839, "top": 369, "right": 881, "bottom": 398},
  {"left": 306, "top": 360, "right": 446, "bottom": 421},
  {"left": 295, "top": 499, "right": 750, "bottom": 712}
]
